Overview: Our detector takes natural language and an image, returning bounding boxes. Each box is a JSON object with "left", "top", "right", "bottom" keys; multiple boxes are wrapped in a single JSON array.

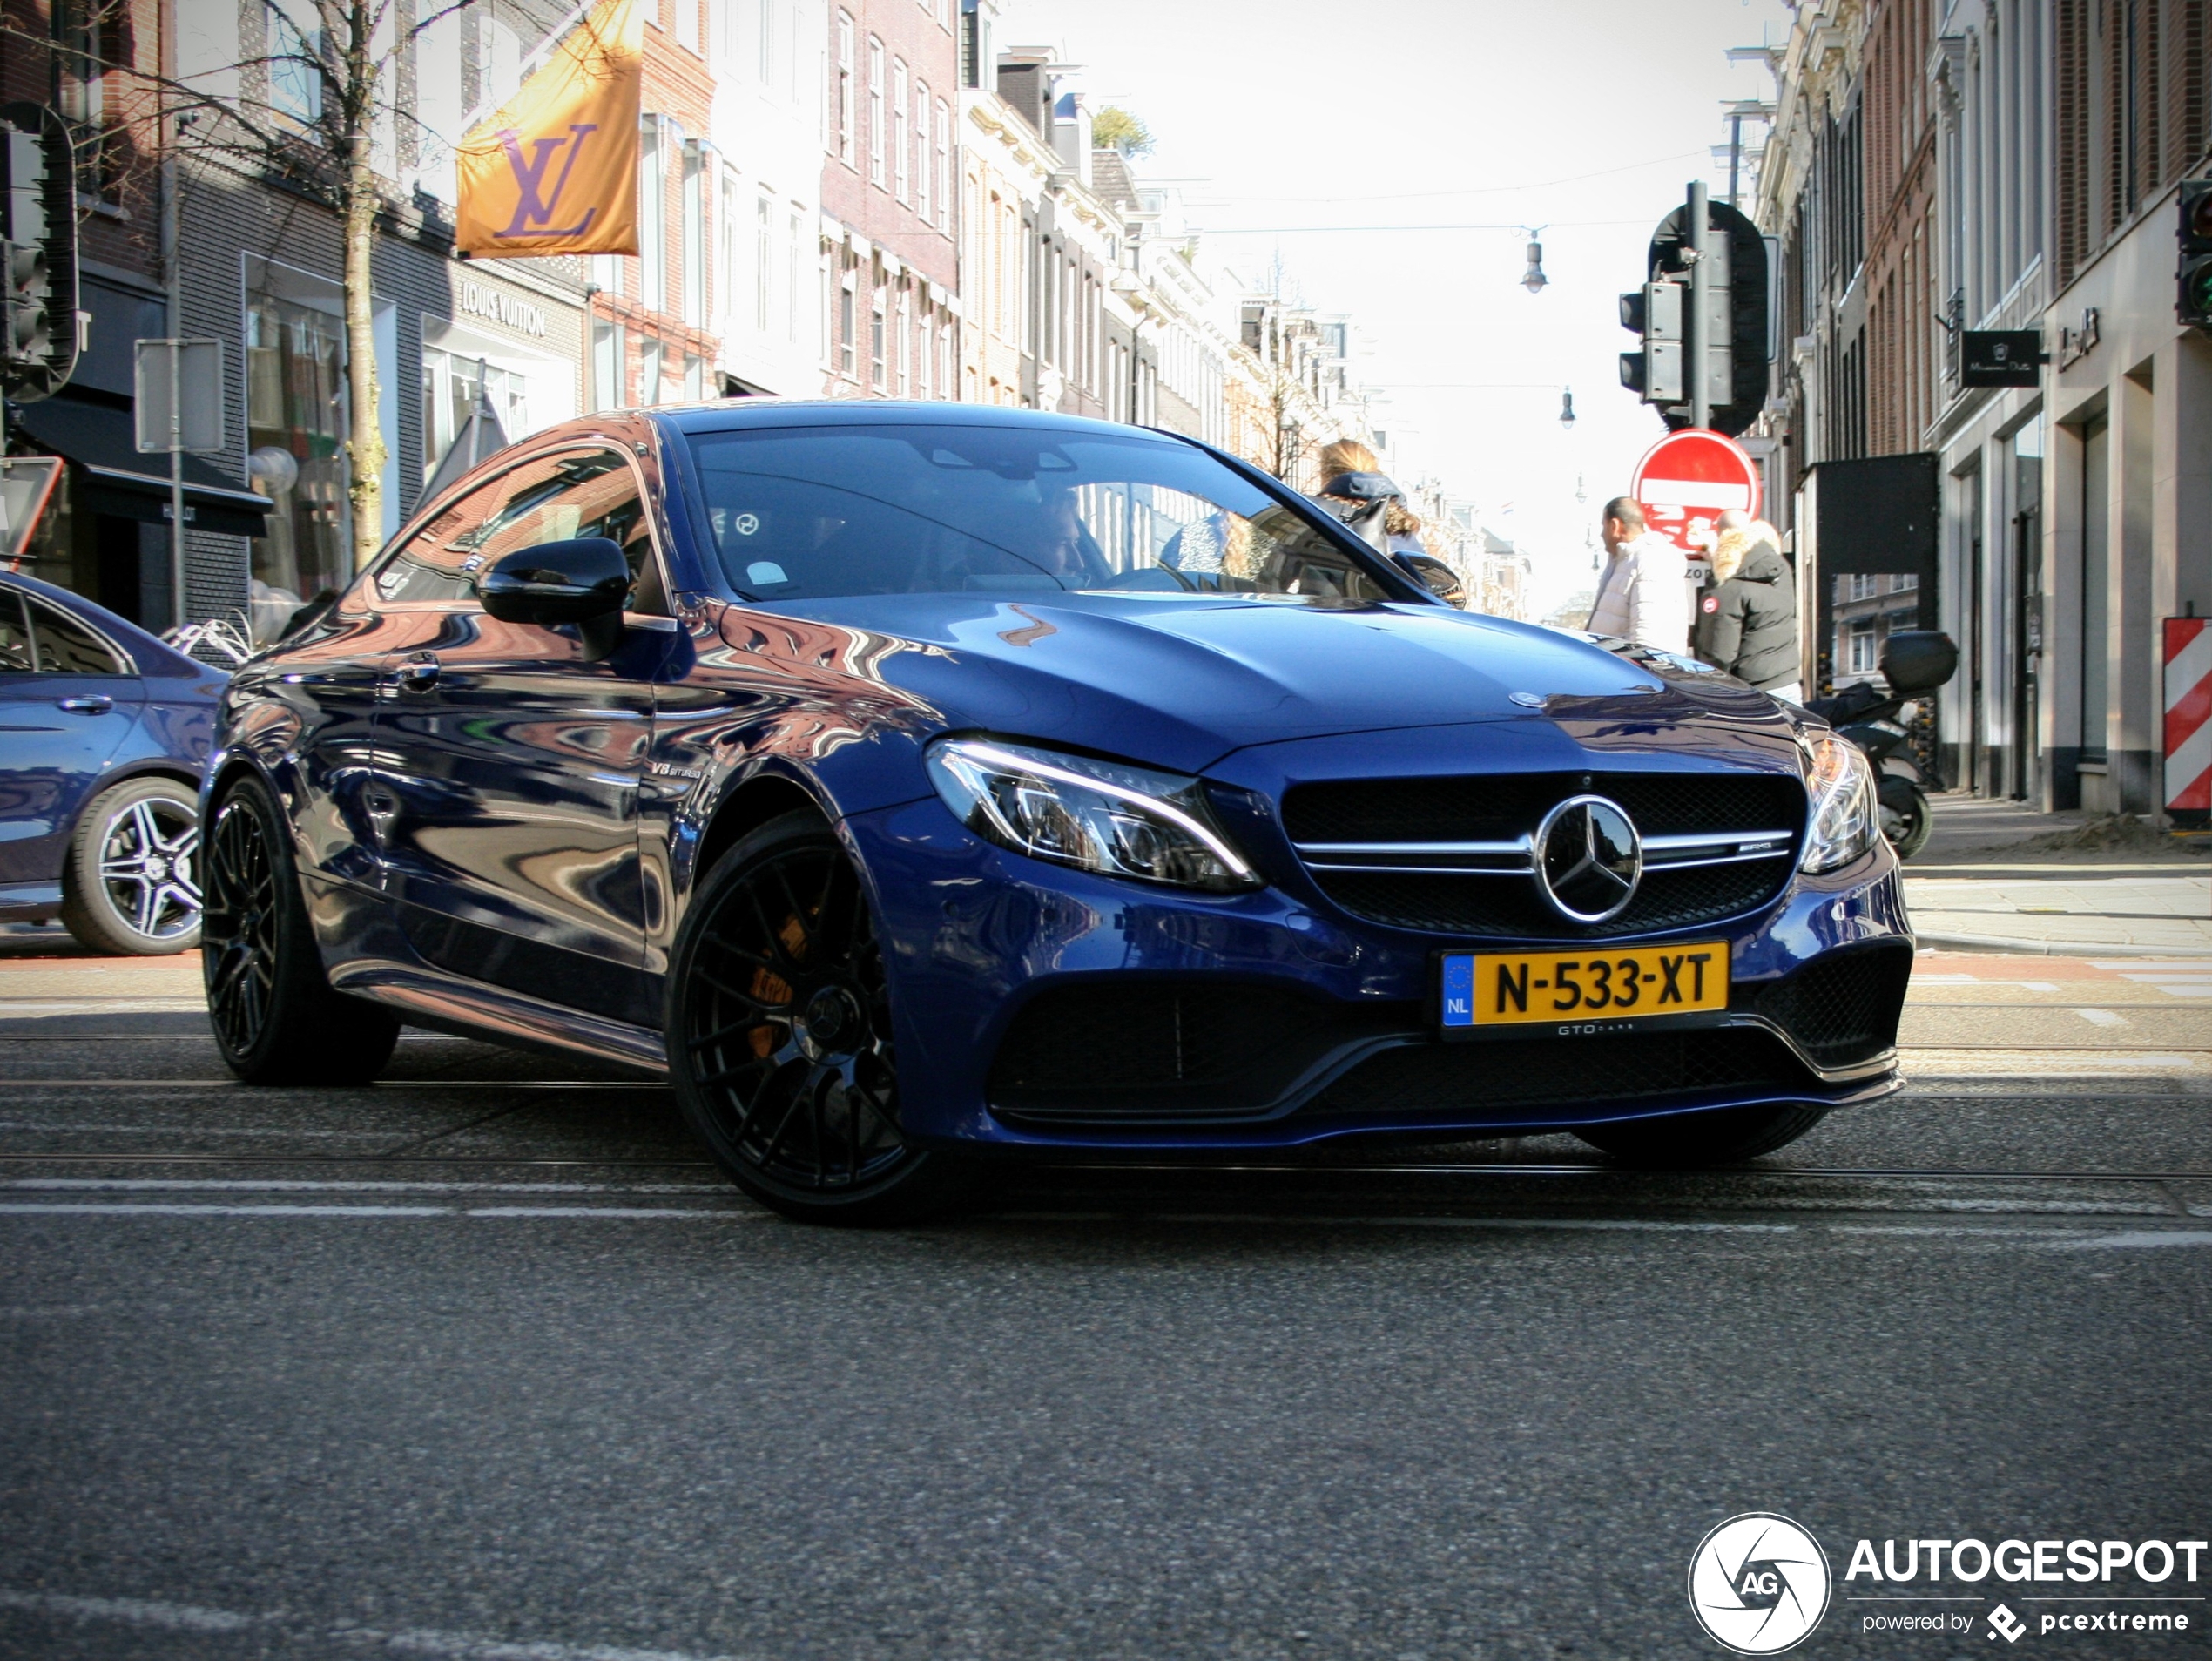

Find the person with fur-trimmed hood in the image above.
[
  {"left": 1309, "top": 439, "right": 1430, "bottom": 557},
  {"left": 1693, "top": 515, "right": 1801, "bottom": 702}
]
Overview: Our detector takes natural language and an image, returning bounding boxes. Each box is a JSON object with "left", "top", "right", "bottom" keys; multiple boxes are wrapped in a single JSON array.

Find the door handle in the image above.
[
  {"left": 57, "top": 694, "right": 113, "bottom": 713},
  {"left": 385, "top": 653, "right": 441, "bottom": 692}
]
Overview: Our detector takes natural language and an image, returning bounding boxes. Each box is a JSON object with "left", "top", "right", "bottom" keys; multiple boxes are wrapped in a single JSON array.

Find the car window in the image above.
[
  {"left": 28, "top": 597, "right": 129, "bottom": 675},
  {"left": 371, "top": 476, "right": 504, "bottom": 605},
  {"left": 469, "top": 449, "right": 667, "bottom": 615},
  {"left": 684, "top": 424, "right": 1392, "bottom": 605},
  {"left": 0, "top": 589, "right": 29, "bottom": 672}
]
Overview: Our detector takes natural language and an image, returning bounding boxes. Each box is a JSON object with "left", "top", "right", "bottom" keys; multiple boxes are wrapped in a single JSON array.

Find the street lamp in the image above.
[
  {"left": 1558, "top": 388, "right": 1576, "bottom": 429},
  {"left": 1521, "top": 235, "right": 1548, "bottom": 294}
]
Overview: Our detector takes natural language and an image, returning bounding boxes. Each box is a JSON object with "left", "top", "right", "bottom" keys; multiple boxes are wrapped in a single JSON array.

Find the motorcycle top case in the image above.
[{"left": 1878, "top": 631, "right": 1959, "bottom": 696}]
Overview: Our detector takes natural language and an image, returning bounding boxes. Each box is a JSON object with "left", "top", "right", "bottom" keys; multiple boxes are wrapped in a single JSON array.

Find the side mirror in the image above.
[
  {"left": 1393, "top": 551, "right": 1467, "bottom": 609},
  {"left": 479, "top": 537, "right": 631, "bottom": 660}
]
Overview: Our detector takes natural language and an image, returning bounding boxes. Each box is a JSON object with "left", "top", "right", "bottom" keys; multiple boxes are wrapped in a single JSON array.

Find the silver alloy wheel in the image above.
[{"left": 97, "top": 793, "right": 202, "bottom": 942}]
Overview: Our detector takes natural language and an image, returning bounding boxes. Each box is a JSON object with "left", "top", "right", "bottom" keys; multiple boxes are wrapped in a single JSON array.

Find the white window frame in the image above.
[
  {"left": 834, "top": 13, "right": 855, "bottom": 165},
  {"left": 892, "top": 59, "right": 909, "bottom": 202},
  {"left": 867, "top": 37, "right": 885, "bottom": 186}
]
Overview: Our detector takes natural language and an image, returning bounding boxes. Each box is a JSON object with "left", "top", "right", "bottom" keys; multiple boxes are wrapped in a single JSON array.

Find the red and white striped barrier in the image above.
[{"left": 2163, "top": 618, "right": 2212, "bottom": 815}]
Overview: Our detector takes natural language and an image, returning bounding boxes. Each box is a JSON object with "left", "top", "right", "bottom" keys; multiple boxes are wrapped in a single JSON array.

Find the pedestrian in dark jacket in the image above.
[{"left": 1694, "top": 519, "right": 1801, "bottom": 700}]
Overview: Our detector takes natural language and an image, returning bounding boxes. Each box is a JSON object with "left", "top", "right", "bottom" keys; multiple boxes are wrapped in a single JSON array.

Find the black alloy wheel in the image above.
[
  {"left": 669, "top": 811, "right": 968, "bottom": 1224},
  {"left": 200, "top": 773, "right": 399, "bottom": 1085},
  {"left": 1575, "top": 1101, "right": 1830, "bottom": 1166}
]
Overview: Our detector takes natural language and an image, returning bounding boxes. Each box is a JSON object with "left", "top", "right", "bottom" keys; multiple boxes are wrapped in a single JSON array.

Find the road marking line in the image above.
[
  {"left": 2072, "top": 1008, "right": 2130, "bottom": 1027},
  {"left": 0, "top": 1588, "right": 756, "bottom": 1661},
  {"left": 2040, "top": 1230, "right": 2212, "bottom": 1250},
  {"left": 0, "top": 1202, "right": 765, "bottom": 1219},
  {"left": 0, "top": 1590, "right": 255, "bottom": 1632},
  {"left": 3, "top": 1178, "right": 721, "bottom": 1194}
]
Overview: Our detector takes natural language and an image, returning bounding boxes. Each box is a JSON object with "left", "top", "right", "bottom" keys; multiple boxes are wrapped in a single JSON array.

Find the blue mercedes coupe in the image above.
[{"left": 204, "top": 403, "right": 1911, "bottom": 1221}]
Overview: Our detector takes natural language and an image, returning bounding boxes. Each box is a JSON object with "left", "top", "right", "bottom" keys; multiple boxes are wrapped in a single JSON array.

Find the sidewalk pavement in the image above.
[{"left": 1902, "top": 792, "right": 2212, "bottom": 957}]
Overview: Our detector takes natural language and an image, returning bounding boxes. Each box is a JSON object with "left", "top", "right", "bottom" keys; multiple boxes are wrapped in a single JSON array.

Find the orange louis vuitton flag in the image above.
[{"left": 454, "top": 0, "right": 642, "bottom": 258}]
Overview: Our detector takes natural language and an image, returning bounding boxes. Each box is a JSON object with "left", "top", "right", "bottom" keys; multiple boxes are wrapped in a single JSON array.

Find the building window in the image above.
[
  {"left": 787, "top": 212, "right": 802, "bottom": 341},
  {"left": 640, "top": 118, "right": 666, "bottom": 312},
  {"left": 934, "top": 99, "right": 951, "bottom": 230},
  {"left": 914, "top": 82, "right": 931, "bottom": 219},
  {"left": 870, "top": 268, "right": 887, "bottom": 388},
  {"left": 1848, "top": 622, "right": 1878, "bottom": 674},
  {"left": 718, "top": 172, "right": 738, "bottom": 331},
  {"left": 640, "top": 337, "right": 664, "bottom": 405},
  {"left": 56, "top": 0, "right": 121, "bottom": 198},
  {"left": 896, "top": 283, "right": 912, "bottom": 396},
  {"left": 674, "top": 0, "right": 699, "bottom": 53},
  {"left": 867, "top": 37, "right": 886, "bottom": 186},
  {"left": 839, "top": 255, "right": 858, "bottom": 378},
  {"left": 758, "top": 0, "right": 776, "bottom": 82},
  {"left": 266, "top": 3, "right": 323, "bottom": 125},
  {"left": 892, "top": 60, "right": 910, "bottom": 201},
  {"left": 590, "top": 252, "right": 623, "bottom": 300},
  {"left": 680, "top": 138, "right": 704, "bottom": 328},
  {"left": 835, "top": 13, "right": 855, "bottom": 164},
  {"left": 421, "top": 348, "right": 526, "bottom": 488},
  {"left": 592, "top": 319, "right": 624, "bottom": 408},
  {"left": 757, "top": 196, "right": 772, "bottom": 333},
  {"left": 684, "top": 353, "right": 705, "bottom": 401}
]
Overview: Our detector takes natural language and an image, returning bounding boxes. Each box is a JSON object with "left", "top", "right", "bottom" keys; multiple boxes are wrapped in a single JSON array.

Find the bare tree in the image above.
[{"left": 10, "top": 0, "right": 483, "bottom": 576}]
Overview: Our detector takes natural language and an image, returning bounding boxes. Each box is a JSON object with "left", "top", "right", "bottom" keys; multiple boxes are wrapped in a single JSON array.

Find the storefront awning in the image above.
[{"left": 12, "top": 395, "right": 275, "bottom": 540}]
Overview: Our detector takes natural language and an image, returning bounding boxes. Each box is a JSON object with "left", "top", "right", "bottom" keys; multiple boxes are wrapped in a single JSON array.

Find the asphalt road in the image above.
[{"left": 1, "top": 942, "right": 2207, "bottom": 1661}]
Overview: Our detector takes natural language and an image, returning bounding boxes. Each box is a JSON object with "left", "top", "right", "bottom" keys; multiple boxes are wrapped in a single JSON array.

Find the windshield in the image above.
[{"left": 684, "top": 423, "right": 1393, "bottom": 604}]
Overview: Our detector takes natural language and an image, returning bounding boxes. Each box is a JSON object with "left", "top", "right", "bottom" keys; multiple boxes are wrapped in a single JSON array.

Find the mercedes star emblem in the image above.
[{"left": 1533, "top": 793, "right": 1642, "bottom": 924}]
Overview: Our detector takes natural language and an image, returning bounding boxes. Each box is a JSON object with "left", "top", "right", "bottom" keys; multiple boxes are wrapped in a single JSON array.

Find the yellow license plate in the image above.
[{"left": 1440, "top": 942, "right": 1730, "bottom": 1030}]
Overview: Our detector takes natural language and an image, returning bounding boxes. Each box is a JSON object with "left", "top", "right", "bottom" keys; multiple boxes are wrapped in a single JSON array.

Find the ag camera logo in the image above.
[{"left": 1689, "top": 1513, "right": 1832, "bottom": 1654}]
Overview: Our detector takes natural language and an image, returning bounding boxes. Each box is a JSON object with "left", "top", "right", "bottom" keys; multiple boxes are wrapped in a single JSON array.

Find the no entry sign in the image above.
[{"left": 1630, "top": 429, "right": 1762, "bottom": 556}]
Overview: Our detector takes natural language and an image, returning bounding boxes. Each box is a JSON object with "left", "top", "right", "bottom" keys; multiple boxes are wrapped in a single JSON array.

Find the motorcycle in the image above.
[{"left": 1802, "top": 629, "right": 1959, "bottom": 861}]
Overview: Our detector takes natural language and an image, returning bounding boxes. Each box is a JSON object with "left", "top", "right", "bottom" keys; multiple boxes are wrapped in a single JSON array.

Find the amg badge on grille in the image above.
[{"left": 1534, "top": 794, "right": 1642, "bottom": 924}]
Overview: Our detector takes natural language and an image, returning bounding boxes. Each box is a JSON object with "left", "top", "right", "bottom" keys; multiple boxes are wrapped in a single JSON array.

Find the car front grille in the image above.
[
  {"left": 1305, "top": 1027, "right": 1819, "bottom": 1119},
  {"left": 1283, "top": 768, "right": 1805, "bottom": 939},
  {"left": 1750, "top": 942, "right": 1913, "bottom": 1067},
  {"left": 988, "top": 980, "right": 1415, "bottom": 1124}
]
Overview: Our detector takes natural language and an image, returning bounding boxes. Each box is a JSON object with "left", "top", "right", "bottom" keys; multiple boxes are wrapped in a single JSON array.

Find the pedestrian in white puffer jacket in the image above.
[{"left": 1584, "top": 496, "right": 1689, "bottom": 652}]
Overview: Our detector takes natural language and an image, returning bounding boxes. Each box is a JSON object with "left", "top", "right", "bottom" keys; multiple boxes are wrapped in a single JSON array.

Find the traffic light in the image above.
[
  {"left": 2181, "top": 179, "right": 2212, "bottom": 330},
  {"left": 1621, "top": 192, "right": 1770, "bottom": 437},
  {"left": 1618, "top": 280, "right": 1685, "bottom": 402},
  {"left": 1, "top": 102, "right": 78, "bottom": 402}
]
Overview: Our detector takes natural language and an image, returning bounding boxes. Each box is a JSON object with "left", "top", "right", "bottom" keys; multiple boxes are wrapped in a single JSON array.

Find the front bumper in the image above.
[{"left": 849, "top": 793, "right": 1911, "bottom": 1154}]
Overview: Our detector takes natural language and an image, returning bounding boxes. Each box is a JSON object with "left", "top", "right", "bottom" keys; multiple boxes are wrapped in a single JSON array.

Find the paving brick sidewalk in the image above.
[{"left": 1903, "top": 793, "right": 2212, "bottom": 956}]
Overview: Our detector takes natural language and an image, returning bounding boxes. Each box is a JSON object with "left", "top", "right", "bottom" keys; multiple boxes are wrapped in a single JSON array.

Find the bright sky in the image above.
[{"left": 995, "top": 0, "right": 1793, "bottom": 618}]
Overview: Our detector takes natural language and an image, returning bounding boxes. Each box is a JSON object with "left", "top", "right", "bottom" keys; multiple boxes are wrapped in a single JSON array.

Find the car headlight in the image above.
[
  {"left": 926, "top": 737, "right": 1261, "bottom": 893},
  {"left": 1802, "top": 729, "right": 1878, "bottom": 873}
]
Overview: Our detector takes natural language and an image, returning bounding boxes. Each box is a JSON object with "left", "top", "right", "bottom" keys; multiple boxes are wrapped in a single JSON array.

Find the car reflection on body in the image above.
[{"left": 204, "top": 402, "right": 1910, "bottom": 1223}]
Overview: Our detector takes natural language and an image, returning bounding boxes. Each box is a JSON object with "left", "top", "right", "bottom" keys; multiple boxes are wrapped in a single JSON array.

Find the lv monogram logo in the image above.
[{"left": 496, "top": 123, "right": 601, "bottom": 239}]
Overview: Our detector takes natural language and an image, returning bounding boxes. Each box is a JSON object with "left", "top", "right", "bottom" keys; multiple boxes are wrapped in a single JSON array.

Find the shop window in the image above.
[
  {"left": 421, "top": 348, "right": 528, "bottom": 488},
  {"left": 246, "top": 262, "right": 351, "bottom": 618}
]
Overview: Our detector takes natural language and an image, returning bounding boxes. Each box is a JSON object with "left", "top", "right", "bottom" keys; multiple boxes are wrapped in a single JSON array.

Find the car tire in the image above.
[
  {"left": 59, "top": 775, "right": 206, "bottom": 955},
  {"left": 667, "top": 809, "right": 973, "bottom": 1225},
  {"left": 200, "top": 772, "right": 400, "bottom": 1085},
  {"left": 1574, "top": 1102, "right": 1829, "bottom": 1167}
]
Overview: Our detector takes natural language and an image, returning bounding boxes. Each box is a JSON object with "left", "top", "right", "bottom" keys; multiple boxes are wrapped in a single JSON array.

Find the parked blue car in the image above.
[
  {"left": 204, "top": 403, "right": 1912, "bottom": 1221},
  {"left": 0, "top": 569, "right": 226, "bottom": 954}
]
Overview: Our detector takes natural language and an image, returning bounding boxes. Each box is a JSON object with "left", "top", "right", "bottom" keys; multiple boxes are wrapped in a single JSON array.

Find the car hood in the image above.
[{"left": 718, "top": 591, "right": 1793, "bottom": 775}]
